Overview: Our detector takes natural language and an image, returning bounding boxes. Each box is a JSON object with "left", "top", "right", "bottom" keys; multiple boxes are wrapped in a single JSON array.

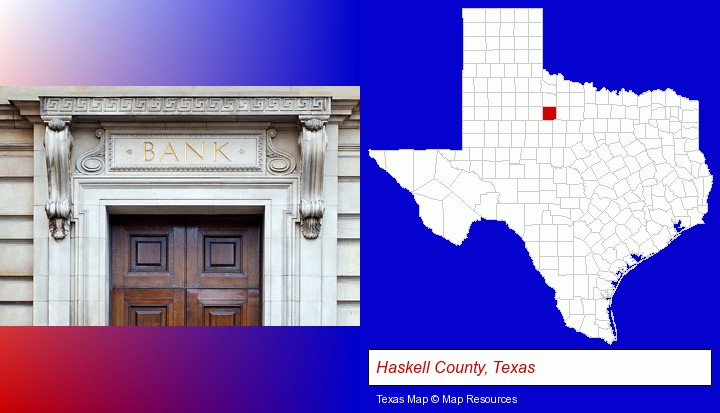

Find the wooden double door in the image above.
[{"left": 111, "top": 216, "right": 261, "bottom": 326}]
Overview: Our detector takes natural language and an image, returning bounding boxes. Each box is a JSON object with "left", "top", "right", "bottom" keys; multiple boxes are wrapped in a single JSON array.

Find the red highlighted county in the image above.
[
  {"left": 543, "top": 106, "right": 556, "bottom": 120},
  {"left": 369, "top": 8, "right": 712, "bottom": 344}
]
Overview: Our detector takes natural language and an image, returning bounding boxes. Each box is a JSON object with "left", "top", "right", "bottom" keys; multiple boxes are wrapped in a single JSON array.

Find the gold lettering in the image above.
[
  {"left": 213, "top": 141, "right": 230, "bottom": 161},
  {"left": 159, "top": 142, "right": 179, "bottom": 162},
  {"left": 185, "top": 142, "right": 205, "bottom": 161},
  {"left": 144, "top": 142, "right": 155, "bottom": 161}
]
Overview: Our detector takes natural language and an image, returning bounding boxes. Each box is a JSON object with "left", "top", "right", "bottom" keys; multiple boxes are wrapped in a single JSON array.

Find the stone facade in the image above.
[{"left": 0, "top": 87, "right": 360, "bottom": 326}]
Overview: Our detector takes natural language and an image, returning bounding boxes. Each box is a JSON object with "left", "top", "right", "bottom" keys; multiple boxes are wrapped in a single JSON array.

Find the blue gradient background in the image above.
[{"left": 0, "top": 0, "right": 717, "bottom": 412}]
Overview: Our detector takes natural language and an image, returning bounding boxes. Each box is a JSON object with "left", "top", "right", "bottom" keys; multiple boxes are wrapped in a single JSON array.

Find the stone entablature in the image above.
[
  {"left": 41, "top": 97, "right": 330, "bottom": 117},
  {"left": 40, "top": 96, "right": 332, "bottom": 240}
]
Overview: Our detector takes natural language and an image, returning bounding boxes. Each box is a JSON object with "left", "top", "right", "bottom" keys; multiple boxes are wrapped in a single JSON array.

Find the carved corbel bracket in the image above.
[
  {"left": 298, "top": 116, "right": 328, "bottom": 239},
  {"left": 42, "top": 116, "right": 73, "bottom": 239}
]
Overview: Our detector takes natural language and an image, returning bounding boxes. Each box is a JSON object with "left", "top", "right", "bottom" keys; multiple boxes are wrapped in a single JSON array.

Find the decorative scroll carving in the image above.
[
  {"left": 42, "top": 97, "right": 330, "bottom": 116},
  {"left": 43, "top": 117, "right": 73, "bottom": 239},
  {"left": 266, "top": 128, "right": 296, "bottom": 175},
  {"left": 76, "top": 128, "right": 106, "bottom": 174},
  {"left": 298, "top": 116, "right": 328, "bottom": 239}
]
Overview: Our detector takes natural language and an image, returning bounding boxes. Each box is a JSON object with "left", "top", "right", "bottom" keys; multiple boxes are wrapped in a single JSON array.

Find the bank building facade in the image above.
[{"left": 0, "top": 87, "right": 360, "bottom": 326}]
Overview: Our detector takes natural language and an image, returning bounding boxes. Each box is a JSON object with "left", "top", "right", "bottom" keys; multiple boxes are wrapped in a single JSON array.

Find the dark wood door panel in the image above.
[
  {"left": 111, "top": 219, "right": 185, "bottom": 288},
  {"left": 186, "top": 289, "right": 260, "bottom": 326},
  {"left": 111, "top": 289, "right": 185, "bottom": 326},
  {"left": 110, "top": 215, "right": 262, "bottom": 326},
  {"left": 186, "top": 217, "right": 261, "bottom": 289}
]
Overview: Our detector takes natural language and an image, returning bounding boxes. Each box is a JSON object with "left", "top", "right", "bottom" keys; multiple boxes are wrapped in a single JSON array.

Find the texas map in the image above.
[{"left": 369, "top": 8, "right": 712, "bottom": 343}]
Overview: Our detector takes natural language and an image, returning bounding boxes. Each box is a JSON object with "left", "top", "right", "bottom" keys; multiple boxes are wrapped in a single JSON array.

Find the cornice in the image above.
[
  {"left": 41, "top": 96, "right": 331, "bottom": 117},
  {"left": 6, "top": 101, "right": 41, "bottom": 125},
  {"left": 330, "top": 99, "right": 360, "bottom": 128}
]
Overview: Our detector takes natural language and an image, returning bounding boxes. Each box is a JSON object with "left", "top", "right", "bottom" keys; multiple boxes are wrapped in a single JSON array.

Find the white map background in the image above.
[{"left": 369, "top": 8, "right": 712, "bottom": 343}]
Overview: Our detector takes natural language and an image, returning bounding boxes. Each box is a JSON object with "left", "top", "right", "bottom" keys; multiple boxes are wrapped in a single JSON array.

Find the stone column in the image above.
[
  {"left": 320, "top": 120, "right": 340, "bottom": 325},
  {"left": 41, "top": 116, "right": 73, "bottom": 325},
  {"left": 297, "top": 116, "right": 328, "bottom": 324}
]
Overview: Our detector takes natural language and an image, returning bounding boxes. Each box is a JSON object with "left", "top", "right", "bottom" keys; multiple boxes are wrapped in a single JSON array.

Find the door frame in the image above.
[
  {"left": 37, "top": 174, "right": 335, "bottom": 326},
  {"left": 109, "top": 215, "right": 263, "bottom": 326}
]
